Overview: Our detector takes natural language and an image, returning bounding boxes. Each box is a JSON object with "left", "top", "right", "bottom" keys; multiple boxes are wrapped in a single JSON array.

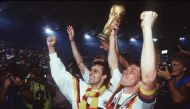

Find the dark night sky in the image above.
[{"left": 0, "top": 1, "right": 190, "bottom": 58}]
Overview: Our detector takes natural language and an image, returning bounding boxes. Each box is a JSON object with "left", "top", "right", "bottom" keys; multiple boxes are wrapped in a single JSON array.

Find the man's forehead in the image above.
[
  {"left": 92, "top": 64, "right": 102, "bottom": 68},
  {"left": 171, "top": 60, "right": 181, "bottom": 64}
]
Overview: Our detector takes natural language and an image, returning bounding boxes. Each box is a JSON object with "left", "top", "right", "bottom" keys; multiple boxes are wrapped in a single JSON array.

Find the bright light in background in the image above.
[
  {"left": 161, "top": 50, "right": 168, "bottom": 54},
  {"left": 179, "top": 37, "right": 185, "bottom": 41},
  {"left": 153, "top": 38, "right": 158, "bottom": 42},
  {"left": 44, "top": 27, "right": 54, "bottom": 36},
  {"left": 130, "top": 37, "right": 136, "bottom": 42},
  {"left": 84, "top": 33, "right": 91, "bottom": 40},
  {"left": 83, "top": 33, "right": 98, "bottom": 46}
]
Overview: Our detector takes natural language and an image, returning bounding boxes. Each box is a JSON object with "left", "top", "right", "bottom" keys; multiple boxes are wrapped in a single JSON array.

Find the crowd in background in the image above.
[
  {"left": 0, "top": 34, "right": 190, "bottom": 109},
  {"left": 0, "top": 41, "right": 73, "bottom": 109},
  {"left": 0, "top": 11, "right": 190, "bottom": 109}
]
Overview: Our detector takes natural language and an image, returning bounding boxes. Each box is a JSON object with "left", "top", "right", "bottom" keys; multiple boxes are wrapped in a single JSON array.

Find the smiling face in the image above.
[
  {"left": 88, "top": 64, "right": 106, "bottom": 86},
  {"left": 171, "top": 60, "right": 184, "bottom": 76},
  {"left": 170, "top": 55, "right": 187, "bottom": 77},
  {"left": 120, "top": 64, "right": 141, "bottom": 87}
]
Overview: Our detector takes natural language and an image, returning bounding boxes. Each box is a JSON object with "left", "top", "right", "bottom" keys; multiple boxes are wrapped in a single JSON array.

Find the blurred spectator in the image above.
[
  {"left": 157, "top": 54, "right": 190, "bottom": 109},
  {"left": 24, "top": 64, "right": 56, "bottom": 109},
  {"left": 0, "top": 65, "right": 30, "bottom": 109},
  {"left": 178, "top": 45, "right": 190, "bottom": 56},
  {"left": 0, "top": 45, "right": 71, "bottom": 109}
]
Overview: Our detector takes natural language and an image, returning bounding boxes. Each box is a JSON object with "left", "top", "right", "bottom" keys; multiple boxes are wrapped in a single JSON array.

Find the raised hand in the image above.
[
  {"left": 100, "top": 22, "right": 119, "bottom": 51},
  {"left": 100, "top": 40, "right": 109, "bottom": 51},
  {"left": 140, "top": 11, "right": 158, "bottom": 29},
  {"left": 67, "top": 25, "right": 75, "bottom": 42},
  {"left": 158, "top": 67, "right": 172, "bottom": 80},
  {"left": 110, "top": 20, "right": 120, "bottom": 31}
]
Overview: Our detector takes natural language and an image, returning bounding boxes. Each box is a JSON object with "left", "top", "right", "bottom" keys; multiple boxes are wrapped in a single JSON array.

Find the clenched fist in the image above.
[
  {"left": 140, "top": 11, "right": 158, "bottom": 29},
  {"left": 47, "top": 36, "right": 57, "bottom": 47}
]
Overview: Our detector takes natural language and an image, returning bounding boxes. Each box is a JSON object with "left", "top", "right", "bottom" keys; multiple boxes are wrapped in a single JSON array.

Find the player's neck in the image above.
[{"left": 123, "top": 84, "right": 139, "bottom": 94}]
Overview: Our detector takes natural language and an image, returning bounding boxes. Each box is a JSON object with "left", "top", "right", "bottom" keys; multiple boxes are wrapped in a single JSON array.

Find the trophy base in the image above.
[{"left": 97, "top": 33, "right": 109, "bottom": 44}]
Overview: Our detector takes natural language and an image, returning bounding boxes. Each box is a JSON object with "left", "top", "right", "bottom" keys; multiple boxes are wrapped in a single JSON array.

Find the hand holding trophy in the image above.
[{"left": 98, "top": 4, "right": 125, "bottom": 43}]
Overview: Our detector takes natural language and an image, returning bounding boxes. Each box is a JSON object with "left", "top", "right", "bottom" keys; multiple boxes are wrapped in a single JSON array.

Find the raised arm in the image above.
[
  {"left": 178, "top": 45, "right": 190, "bottom": 56},
  {"left": 107, "top": 25, "right": 123, "bottom": 92},
  {"left": 108, "top": 22, "right": 129, "bottom": 70},
  {"left": 47, "top": 36, "right": 66, "bottom": 84},
  {"left": 108, "top": 24, "right": 119, "bottom": 73},
  {"left": 67, "top": 25, "right": 86, "bottom": 75},
  {"left": 102, "top": 26, "right": 129, "bottom": 71},
  {"left": 47, "top": 36, "right": 74, "bottom": 100},
  {"left": 140, "top": 11, "right": 157, "bottom": 92},
  {"left": 115, "top": 35, "right": 129, "bottom": 69}
]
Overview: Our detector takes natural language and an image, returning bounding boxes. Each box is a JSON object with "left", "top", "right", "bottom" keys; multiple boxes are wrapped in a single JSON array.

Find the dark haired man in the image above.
[{"left": 47, "top": 36, "right": 112, "bottom": 109}]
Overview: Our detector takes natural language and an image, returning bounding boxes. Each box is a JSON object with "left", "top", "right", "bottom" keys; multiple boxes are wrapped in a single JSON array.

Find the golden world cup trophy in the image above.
[{"left": 98, "top": 4, "right": 125, "bottom": 43}]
